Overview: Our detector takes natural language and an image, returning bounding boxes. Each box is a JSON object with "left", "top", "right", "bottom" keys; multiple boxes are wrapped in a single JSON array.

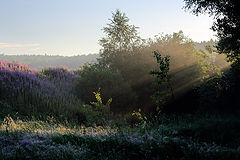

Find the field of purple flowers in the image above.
[{"left": 0, "top": 60, "right": 83, "bottom": 121}]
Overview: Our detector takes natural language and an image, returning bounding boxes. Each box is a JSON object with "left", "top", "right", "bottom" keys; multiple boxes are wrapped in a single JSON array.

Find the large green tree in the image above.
[
  {"left": 99, "top": 9, "right": 144, "bottom": 65},
  {"left": 183, "top": 0, "right": 240, "bottom": 62}
]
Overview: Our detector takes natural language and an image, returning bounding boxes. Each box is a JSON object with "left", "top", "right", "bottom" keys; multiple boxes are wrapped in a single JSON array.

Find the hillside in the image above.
[
  {"left": 0, "top": 54, "right": 99, "bottom": 70},
  {"left": 0, "top": 41, "right": 218, "bottom": 70}
]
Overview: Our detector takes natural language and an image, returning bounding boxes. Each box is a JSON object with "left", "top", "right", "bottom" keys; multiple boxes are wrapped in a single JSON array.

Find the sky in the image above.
[{"left": 0, "top": 0, "right": 216, "bottom": 56}]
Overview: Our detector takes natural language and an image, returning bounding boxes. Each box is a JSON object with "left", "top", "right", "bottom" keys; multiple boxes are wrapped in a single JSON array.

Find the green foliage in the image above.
[
  {"left": 194, "top": 66, "right": 240, "bottom": 113},
  {"left": 195, "top": 46, "right": 222, "bottom": 79},
  {"left": 75, "top": 63, "right": 137, "bottom": 112},
  {"left": 99, "top": 9, "right": 144, "bottom": 65},
  {"left": 150, "top": 51, "right": 171, "bottom": 83},
  {"left": 150, "top": 51, "right": 173, "bottom": 110},
  {"left": 98, "top": 7, "right": 204, "bottom": 113},
  {"left": 112, "top": 31, "right": 202, "bottom": 112},
  {"left": 78, "top": 90, "right": 114, "bottom": 125},
  {"left": 124, "top": 109, "right": 144, "bottom": 125},
  {"left": 90, "top": 90, "right": 112, "bottom": 121},
  {"left": 99, "top": 29, "right": 203, "bottom": 112},
  {"left": 184, "top": 0, "right": 240, "bottom": 62}
]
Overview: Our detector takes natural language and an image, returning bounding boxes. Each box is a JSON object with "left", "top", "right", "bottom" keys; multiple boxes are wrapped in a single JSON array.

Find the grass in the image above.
[{"left": 0, "top": 115, "right": 240, "bottom": 160}]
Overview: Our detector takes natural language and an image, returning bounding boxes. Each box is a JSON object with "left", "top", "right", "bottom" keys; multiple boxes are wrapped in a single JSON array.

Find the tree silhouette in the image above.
[{"left": 184, "top": 0, "right": 240, "bottom": 62}]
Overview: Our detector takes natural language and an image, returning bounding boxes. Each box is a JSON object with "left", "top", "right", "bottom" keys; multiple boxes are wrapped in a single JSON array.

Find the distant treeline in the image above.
[
  {"left": 0, "top": 41, "right": 216, "bottom": 70},
  {"left": 195, "top": 39, "right": 216, "bottom": 50},
  {"left": 0, "top": 54, "right": 99, "bottom": 70}
]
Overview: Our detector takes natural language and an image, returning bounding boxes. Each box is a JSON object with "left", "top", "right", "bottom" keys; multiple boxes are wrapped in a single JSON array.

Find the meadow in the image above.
[
  {"left": 0, "top": 113, "right": 240, "bottom": 159},
  {"left": 1, "top": 7, "right": 239, "bottom": 159}
]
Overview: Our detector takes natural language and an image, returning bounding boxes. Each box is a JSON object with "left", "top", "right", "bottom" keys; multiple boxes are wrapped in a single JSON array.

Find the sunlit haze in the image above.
[{"left": 0, "top": 0, "right": 215, "bottom": 56}]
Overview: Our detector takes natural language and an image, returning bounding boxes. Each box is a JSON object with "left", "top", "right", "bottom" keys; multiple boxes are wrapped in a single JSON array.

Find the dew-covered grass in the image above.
[{"left": 0, "top": 115, "right": 240, "bottom": 160}]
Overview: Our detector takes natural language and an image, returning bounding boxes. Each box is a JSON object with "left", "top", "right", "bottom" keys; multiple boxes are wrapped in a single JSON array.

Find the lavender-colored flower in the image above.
[{"left": 1, "top": 60, "right": 80, "bottom": 117}]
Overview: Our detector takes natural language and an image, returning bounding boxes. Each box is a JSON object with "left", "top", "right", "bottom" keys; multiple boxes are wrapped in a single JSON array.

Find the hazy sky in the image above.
[{"left": 0, "top": 0, "right": 216, "bottom": 56}]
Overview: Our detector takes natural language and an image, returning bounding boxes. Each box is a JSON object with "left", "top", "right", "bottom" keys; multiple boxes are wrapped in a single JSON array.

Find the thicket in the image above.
[
  {"left": 74, "top": 10, "right": 228, "bottom": 114},
  {"left": 75, "top": 63, "right": 136, "bottom": 113},
  {"left": 195, "top": 63, "right": 240, "bottom": 114}
]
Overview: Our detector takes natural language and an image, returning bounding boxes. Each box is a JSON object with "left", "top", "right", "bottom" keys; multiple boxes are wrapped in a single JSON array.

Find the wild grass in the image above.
[{"left": 0, "top": 115, "right": 239, "bottom": 160}]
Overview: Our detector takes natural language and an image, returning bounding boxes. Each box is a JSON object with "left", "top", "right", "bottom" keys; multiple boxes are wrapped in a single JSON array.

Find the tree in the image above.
[
  {"left": 99, "top": 9, "right": 144, "bottom": 65},
  {"left": 183, "top": 0, "right": 240, "bottom": 62},
  {"left": 150, "top": 51, "right": 173, "bottom": 110}
]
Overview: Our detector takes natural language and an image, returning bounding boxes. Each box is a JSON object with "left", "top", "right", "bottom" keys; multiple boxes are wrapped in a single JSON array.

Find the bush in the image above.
[
  {"left": 79, "top": 91, "right": 113, "bottom": 125},
  {"left": 195, "top": 67, "right": 240, "bottom": 113},
  {"left": 124, "top": 109, "right": 144, "bottom": 125},
  {"left": 75, "top": 63, "right": 137, "bottom": 112}
]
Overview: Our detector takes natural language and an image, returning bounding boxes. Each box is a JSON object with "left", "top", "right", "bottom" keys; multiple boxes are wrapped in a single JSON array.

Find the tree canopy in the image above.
[
  {"left": 99, "top": 9, "right": 144, "bottom": 65},
  {"left": 184, "top": 0, "right": 240, "bottom": 62}
]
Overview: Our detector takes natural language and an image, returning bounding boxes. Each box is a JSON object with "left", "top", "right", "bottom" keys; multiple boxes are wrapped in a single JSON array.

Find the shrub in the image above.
[
  {"left": 150, "top": 51, "right": 173, "bottom": 111},
  {"left": 195, "top": 67, "right": 240, "bottom": 113},
  {"left": 79, "top": 91, "right": 113, "bottom": 125},
  {"left": 90, "top": 90, "right": 112, "bottom": 119},
  {"left": 75, "top": 63, "right": 137, "bottom": 112},
  {"left": 124, "top": 109, "right": 144, "bottom": 125}
]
